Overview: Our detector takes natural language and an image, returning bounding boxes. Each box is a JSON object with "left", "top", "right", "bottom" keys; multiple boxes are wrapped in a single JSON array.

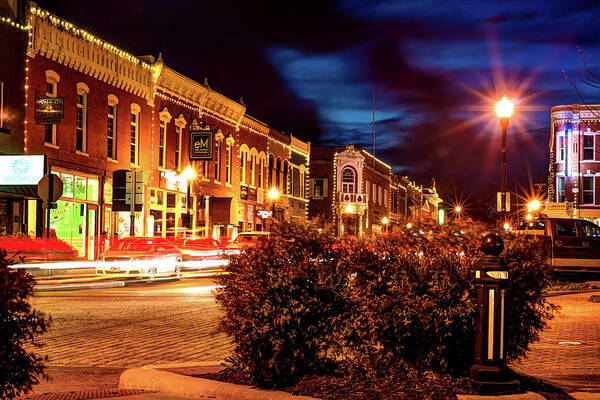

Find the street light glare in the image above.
[
  {"left": 527, "top": 199, "right": 541, "bottom": 211},
  {"left": 496, "top": 96, "right": 513, "bottom": 118},
  {"left": 345, "top": 203, "right": 354, "bottom": 213},
  {"left": 181, "top": 165, "right": 195, "bottom": 181},
  {"left": 268, "top": 187, "right": 280, "bottom": 200},
  {"left": 455, "top": 206, "right": 462, "bottom": 213},
  {"left": 382, "top": 216, "right": 389, "bottom": 225}
]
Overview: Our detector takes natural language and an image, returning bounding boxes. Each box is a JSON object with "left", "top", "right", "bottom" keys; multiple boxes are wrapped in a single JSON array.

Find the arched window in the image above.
[
  {"left": 342, "top": 167, "right": 356, "bottom": 193},
  {"left": 275, "top": 158, "right": 281, "bottom": 188},
  {"left": 268, "top": 155, "right": 274, "bottom": 188},
  {"left": 283, "top": 161, "right": 288, "bottom": 194}
]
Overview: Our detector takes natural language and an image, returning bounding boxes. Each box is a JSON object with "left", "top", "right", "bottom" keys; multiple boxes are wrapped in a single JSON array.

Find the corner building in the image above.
[{"left": 547, "top": 104, "right": 600, "bottom": 223}]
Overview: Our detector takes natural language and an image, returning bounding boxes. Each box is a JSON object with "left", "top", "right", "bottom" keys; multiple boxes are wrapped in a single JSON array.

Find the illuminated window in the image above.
[
  {"left": 557, "top": 135, "right": 565, "bottom": 162},
  {"left": 44, "top": 72, "right": 59, "bottom": 145},
  {"left": 276, "top": 158, "right": 281, "bottom": 188},
  {"left": 240, "top": 150, "right": 246, "bottom": 185},
  {"left": 282, "top": 161, "right": 288, "bottom": 194},
  {"left": 583, "top": 176, "right": 594, "bottom": 204},
  {"left": 225, "top": 142, "right": 232, "bottom": 184},
  {"left": 214, "top": 140, "right": 221, "bottom": 182},
  {"left": 175, "top": 125, "right": 182, "bottom": 171},
  {"left": 268, "top": 155, "right": 274, "bottom": 187},
  {"left": 76, "top": 83, "right": 89, "bottom": 152},
  {"left": 251, "top": 154, "right": 256, "bottom": 187},
  {"left": 584, "top": 135, "right": 595, "bottom": 161},
  {"left": 107, "top": 98, "right": 117, "bottom": 160},
  {"left": 130, "top": 104, "right": 140, "bottom": 165},
  {"left": 557, "top": 176, "right": 565, "bottom": 202},
  {"left": 159, "top": 121, "right": 166, "bottom": 168},
  {"left": 342, "top": 167, "right": 355, "bottom": 193}
]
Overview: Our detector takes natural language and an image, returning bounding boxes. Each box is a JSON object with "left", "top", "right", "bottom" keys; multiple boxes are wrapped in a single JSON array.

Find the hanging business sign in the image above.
[
  {"left": 0, "top": 155, "right": 45, "bottom": 185},
  {"left": 190, "top": 130, "right": 213, "bottom": 160},
  {"left": 35, "top": 97, "right": 64, "bottom": 124}
]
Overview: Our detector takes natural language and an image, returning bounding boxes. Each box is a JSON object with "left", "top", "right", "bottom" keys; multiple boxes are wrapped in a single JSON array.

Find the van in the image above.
[{"left": 514, "top": 217, "right": 600, "bottom": 272}]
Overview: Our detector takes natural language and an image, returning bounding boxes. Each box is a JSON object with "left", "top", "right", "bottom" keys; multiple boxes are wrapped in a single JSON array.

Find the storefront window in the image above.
[
  {"left": 87, "top": 178, "right": 99, "bottom": 201},
  {"left": 50, "top": 201, "right": 85, "bottom": 256},
  {"left": 74, "top": 176, "right": 87, "bottom": 200},
  {"left": 61, "top": 174, "right": 74, "bottom": 198}
]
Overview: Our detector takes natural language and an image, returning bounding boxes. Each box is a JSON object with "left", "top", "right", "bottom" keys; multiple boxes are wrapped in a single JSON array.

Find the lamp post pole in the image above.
[
  {"left": 500, "top": 117, "right": 508, "bottom": 218},
  {"left": 496, "top": 96, "right": 513, "bottom": 221}
]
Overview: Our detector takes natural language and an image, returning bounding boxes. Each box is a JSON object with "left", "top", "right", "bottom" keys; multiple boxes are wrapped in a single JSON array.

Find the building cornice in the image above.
[{"left": 28, "top": 7, "right": 156, "bottom": 105}]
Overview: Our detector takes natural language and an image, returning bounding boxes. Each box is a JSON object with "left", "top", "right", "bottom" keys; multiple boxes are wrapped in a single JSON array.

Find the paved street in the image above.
[
  {"left": 511, "top": 291, "right": 600, "bottom": 391},
  {"left": 22, "top": 282, "right": 600, "bottom": 398},
  {"left": 29, "top": 278, "right": 233, "bottom": 368}
]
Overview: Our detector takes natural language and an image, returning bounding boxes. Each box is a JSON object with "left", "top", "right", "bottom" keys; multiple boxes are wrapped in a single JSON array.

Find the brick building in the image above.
[
  {"left": 309, "top": 144, "right": 391, "bottom": 235},
  {"left": 546, "top": 104, "right": 600, "bottom": 223},
  {"left": 0, "top": 1, "right": 29, "bottom": 236},
  {"left": 0, "top": 5, "right": 310, "bottom": 258}
]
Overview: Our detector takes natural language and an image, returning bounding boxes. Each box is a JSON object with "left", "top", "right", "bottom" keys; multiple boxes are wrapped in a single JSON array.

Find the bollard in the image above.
[{"left": 470, "top": 234, "right": 520, "bottom": 395}]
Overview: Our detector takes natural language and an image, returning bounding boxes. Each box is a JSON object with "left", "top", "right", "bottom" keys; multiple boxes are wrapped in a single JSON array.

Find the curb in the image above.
[
  {"left": 119, "top": 366, "right": 319, "bottom": 400},
  {"left": 457, "top": 393, "right": 544, "bottom": 400}
]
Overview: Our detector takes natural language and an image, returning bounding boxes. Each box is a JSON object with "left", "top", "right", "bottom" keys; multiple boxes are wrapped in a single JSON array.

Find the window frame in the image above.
[
  {"left": 107, "top": 97, "right": 118, "bottom": 160},
  {"left": 341, "top": 167, "right": 356, "bottom": 194},
  {"left": 583, "top": 134, "right": 595, "bottom": 161},
  {"left": 75, "top": 83, "right": 89, "bottom": 153},
  {"left": 557, "top": 176, "right": 566, "bottom": 202},
  {"left": 214, "top": 139, "right": 222, "bottom": 182},
  {"left": 130, "top": 104, "right": 141, "bottom": 166},
  {"left": 175, "top": 125, "right": 182, "bottom": 171},
  {"left": 225, "top": 141, "right": 232, "bottom": 185},
  {"left": 557, "top": 135, "right": 565, "bottom": 162},
  {"left": 583, "top": 176, "right": 594, "bottom": 205},
  {"left": 159, "top": 120, "right": 167, "bottom": 168}
]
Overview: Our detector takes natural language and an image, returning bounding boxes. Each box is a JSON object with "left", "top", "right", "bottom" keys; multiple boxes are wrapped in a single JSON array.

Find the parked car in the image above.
[
  {"left": 96, "top": 237, "right": 182, "bottom": 277},
  {"left": 514, "top": 217, "right": 600, "bottom": 272},
  {"left": 224, "top": 231, "right": 270, "bottom": 254},
  {"left": 174, "top": 237, "right": 227, "bottom": 270},
  {"left": 0, "top": 236, "right": 78, "bottom": 263}
]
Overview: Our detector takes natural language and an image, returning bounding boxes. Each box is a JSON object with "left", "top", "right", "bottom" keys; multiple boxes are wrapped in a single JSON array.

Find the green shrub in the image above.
[
  {"left": 0, "top": 250, "right": 50, "bottom": 398},
  {"left": 216, "top": 221, "right": 554, "bottom": 387}
]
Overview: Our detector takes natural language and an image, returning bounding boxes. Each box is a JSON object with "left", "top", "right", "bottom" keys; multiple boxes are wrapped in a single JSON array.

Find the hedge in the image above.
[{"left": 215, "top": 222, "right": 554, "bottom": 388}]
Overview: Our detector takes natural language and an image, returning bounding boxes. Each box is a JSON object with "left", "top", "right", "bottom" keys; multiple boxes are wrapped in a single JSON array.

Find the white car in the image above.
[{"left": 96, "top": 237, "right": 182, "bottom": 278}]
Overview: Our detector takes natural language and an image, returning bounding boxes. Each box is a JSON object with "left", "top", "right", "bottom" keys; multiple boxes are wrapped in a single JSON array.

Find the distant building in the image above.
[
  {"left": 546, "top": 104, "right": 600, "bottom": 223},
  {"left": 309, "top": 143, "right": 391, "bottom": 235}
]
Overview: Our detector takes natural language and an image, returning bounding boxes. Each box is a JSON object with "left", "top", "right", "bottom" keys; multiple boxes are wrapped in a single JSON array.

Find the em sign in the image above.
[
  {"left": 0, "top": 155, "right": 45, "bottom": 185},
  {"left": 190, "top": 130, "right": 213, "bottom": 160}
]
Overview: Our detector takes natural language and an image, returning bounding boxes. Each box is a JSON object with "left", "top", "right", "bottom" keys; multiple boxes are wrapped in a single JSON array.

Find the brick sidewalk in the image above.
[{"left": 511, "top": 291, "right": 600, "bottom": 391}]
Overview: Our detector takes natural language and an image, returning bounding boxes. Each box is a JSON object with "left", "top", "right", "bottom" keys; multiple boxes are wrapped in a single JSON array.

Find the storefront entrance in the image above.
[{"left": 50, "top": 201, "right": 98, "bottom": 260}]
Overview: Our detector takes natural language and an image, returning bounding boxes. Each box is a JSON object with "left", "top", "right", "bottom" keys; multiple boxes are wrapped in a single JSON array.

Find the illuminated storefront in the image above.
[{"left": 49, "top": 168, "right": 99, "bottom": 260}]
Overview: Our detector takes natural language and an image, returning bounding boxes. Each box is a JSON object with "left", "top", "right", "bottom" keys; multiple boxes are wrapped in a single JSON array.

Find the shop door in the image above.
[{"left": 87, "top": 205, "right": 97, "bottom": 260}]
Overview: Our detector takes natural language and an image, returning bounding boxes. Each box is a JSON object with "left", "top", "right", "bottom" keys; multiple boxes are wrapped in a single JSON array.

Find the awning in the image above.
[
  {"left": 210, "top": 197, "right": 234, "bottom": 225},
  {"left": 0, "top": 185, "right": 39, "bottom": 199}
]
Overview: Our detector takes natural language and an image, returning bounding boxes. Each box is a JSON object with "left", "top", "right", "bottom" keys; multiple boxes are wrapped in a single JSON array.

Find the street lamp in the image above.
[
  {"left": 382, "top": 216, "right": 389, "bottom": 233},
  {"left": 182, "top": 165, "right": 195, "bottom": 236},
  {"left": 495, "top": 95, "right": 513, "bottom": 219},
  {"left": 268, "top": 187, "right": 280, "bottom": 223},
  {"left": 527, "top": 199, "right": 541, "bottom": 212}
]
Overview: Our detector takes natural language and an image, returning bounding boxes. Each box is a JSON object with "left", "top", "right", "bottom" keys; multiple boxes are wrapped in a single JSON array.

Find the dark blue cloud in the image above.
[{"left": 38, "top": 0, "right": 600, "bottom": 191}]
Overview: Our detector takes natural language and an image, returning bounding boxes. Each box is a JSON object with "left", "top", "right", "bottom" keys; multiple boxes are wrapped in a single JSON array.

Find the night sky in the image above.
[{"left": 38, "top": 0, "right": 600, "bottom": 194}]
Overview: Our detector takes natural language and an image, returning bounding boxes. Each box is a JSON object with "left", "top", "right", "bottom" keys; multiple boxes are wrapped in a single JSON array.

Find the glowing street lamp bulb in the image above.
[
  {"left": 382, "top": 216, "right": 389, "bottom": 225},
  {"left": 268, "top": 187, "right": 280, "bottom": 200},
  {"left": 181, "top": 165, "right": 195, "bottom": 181},
  {"left": 496, "top": 96, "right": 513, "bottom": 118},
  {"left": 503, "top": 222, "right": 511, "bottom": 231},
  {"left": 527, "top": 199, "right": 541, "bottom": 211},
  {"left": 455, "top": 206, "right": 462, "bottom": 213},
  {"left": 406, "top": 222, "right": 413, "bottom": 229},
  {"left": 526, "top": 213, "right": 533, "bottom": 221},
  {"left": 345, "top": 204, "right": 354, "bottom": 214}
]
